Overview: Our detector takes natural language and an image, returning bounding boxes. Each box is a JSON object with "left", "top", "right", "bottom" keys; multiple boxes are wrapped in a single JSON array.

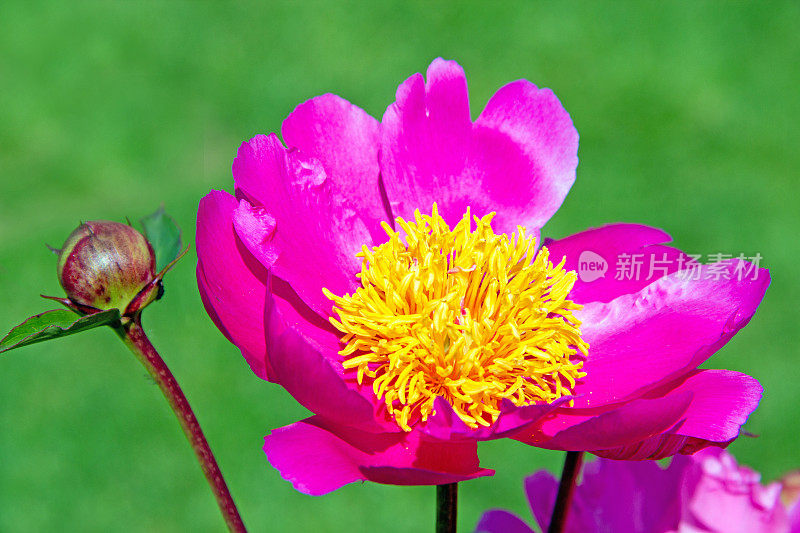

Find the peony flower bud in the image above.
[{"left": 56, "top": 221, "right": 161, "bottom": 316}]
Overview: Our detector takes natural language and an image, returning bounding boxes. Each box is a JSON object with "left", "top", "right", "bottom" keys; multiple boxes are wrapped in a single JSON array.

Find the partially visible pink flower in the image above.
[
  {"left": 784, "top": 471, "right": 800, "bottom": 532},
  {"left": 475, "top": 449, "right": 800, "bottom": 533},
  {"left": 196, "top": 58, "right": 769, "bottom": 495}
]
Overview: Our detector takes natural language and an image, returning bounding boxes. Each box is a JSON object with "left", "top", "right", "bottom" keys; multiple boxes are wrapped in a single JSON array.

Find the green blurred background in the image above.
[{"left": 1, "top": 1, "right": 798, "bottom": 531}]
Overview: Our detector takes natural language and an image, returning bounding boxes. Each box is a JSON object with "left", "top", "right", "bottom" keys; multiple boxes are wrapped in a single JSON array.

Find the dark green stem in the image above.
[
  {"left": 436, "top": 482, "right": 458, "bottom": 533},
  {"left": 547, "top": 451, "right": 584, "bottom": 533},
  {"left": 116, "top": 316, "right": 246, "bottom": 532}
]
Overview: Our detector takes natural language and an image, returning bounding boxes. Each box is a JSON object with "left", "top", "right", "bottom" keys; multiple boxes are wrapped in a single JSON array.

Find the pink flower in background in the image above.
[
  {"left": 196, "top": 58, "right": 769, "bottom": 495},
  {"left": 475, "top": 448, "right": 800, "bottom": 533}
]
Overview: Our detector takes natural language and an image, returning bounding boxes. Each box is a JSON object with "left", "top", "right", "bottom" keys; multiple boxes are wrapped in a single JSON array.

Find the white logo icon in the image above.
[{"left": 578, "top": 251, "right": 607, "bottom": 282}]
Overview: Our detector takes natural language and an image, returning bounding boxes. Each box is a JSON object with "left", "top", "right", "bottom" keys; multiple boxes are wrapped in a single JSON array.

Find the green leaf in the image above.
[
  {"left": 140, "top": 206, "right": 182, "bottom": 272},
  {"left": 0, "top": 309, "right": 121, "bottom": 353}
]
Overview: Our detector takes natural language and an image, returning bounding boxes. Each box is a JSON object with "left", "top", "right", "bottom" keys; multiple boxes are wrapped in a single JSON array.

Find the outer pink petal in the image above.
[
  {"left": 263, "top": 416, "right": 493, "bottom": 495},
  {"left": 646, "top": 369, "right": 762, "bottom": 442},
  {"left": 196, "top": 190, "right": 269, "bottom": 379},
  {"left": 380, "top": 59, "right": 470, "bottom": 229},
  {"left": 475, "top": 78, "right": 579, "bottom": 228},
  {"left": 281, "top": 93, "right": 388, "bottom": 241},
  {"left": 231, "top": 199, "right": 278, "bottom": 269},
  {"left": 525, "top": 471, "right": 560, "bottom": 533},
  {"left": 543, "top": 223, "right": 686, "bottom": 303},
  {"left": 232, "top": 133, "right": 374, "bottom": 317},
  {"left": 592, "top": 370, "right": 762, "bottom": 460},
  {"left": 380, "top": 58, "right": 578, "bottom": 235},
  {"left": 516, "top": 392, "right": 693, "bottom": 451},
  {"left": 572, "top": 259, "right": 770, "bottom": 408},
  {"left": 475, "top": 510, "right": 535, "bottom": 533}
]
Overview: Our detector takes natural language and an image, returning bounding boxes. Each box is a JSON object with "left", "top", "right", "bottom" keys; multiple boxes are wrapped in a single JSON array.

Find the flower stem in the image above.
[
  {"left": 115, "top": 316, "right": 246, "bottom": 532},
  {"left": 436, "top": 482, "right": 458, "bottom": 533},
  {"left": 547, "top": 451, "right": 584, "bottom": 533}
]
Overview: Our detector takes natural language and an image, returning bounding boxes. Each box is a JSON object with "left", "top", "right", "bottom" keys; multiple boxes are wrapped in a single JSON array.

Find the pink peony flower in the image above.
[
  {"left": 196, "top": 58, "right": 769, "bottom": 494},
  {"left": 475, "top": 448, "right": 800, "bottom": 533}
]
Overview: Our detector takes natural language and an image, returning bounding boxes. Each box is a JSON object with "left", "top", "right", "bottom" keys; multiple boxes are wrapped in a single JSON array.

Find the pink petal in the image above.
[
  {"left": 525, "top": 470, "right": 559, "bottom": 533},
  {"left": 475, "top": 78, "right": 579, "bottom": 228},
  {"left": 475, "top": 510, "right": 535, "bottom": 533},
  {"left": 196, "top": 190, "right": 269, "bottom": 379},
  {"left": 380, "top": 58, "right": 578, "bottom": 235},
  {"left": 517, "top": 392, "right": 693, "bottom": 451},
  {"left": 648, "top": 369, "right": 762, "bottom": 442},
  {"left": 263, "top": 416, "right": 493, "bottom": 495},
  {"left": 281, "top": 93, "right": 389, "bottom": 241},
  {"left": 592, "top": 370, "right": 762, "bottom": 460},
  {"left": 573, "top": 259, "right": 770, "bottom": 408},
  {"left": 591, "top": 434, "right": 716, "bottom": 461},
  {"left": 543, "top": 223, "right": 686, "bottom": 303},
  {"left": 232, "top": 133, "right": 375, "bottom": 317},
  {"left": 231, "top": 199, "right": 278, "bottom": 268}
]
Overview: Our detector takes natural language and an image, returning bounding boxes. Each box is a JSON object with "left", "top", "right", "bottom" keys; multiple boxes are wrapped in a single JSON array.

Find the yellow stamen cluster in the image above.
[{"left": 323, "top": 205, "right": 588, "bottom": 432}]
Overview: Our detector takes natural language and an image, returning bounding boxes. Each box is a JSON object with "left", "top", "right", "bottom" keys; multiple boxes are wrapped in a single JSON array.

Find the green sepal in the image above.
[
  {"left": 0, "top": 309, "right": 121, "bottom": 353},
  {"left": 140, "top": 206, "right": 182, "bottom": 272}
]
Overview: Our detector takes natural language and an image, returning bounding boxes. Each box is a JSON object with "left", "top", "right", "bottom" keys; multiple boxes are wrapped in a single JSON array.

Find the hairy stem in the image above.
[
  {"left": 547, "top": 451, "right": 584, "bottom": 533},
  {"left": 116, "top": 316, "right": 246, "bottom": 532},
  {"left": 436, "top": 482, "right": 458, "bottom": 533}
]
